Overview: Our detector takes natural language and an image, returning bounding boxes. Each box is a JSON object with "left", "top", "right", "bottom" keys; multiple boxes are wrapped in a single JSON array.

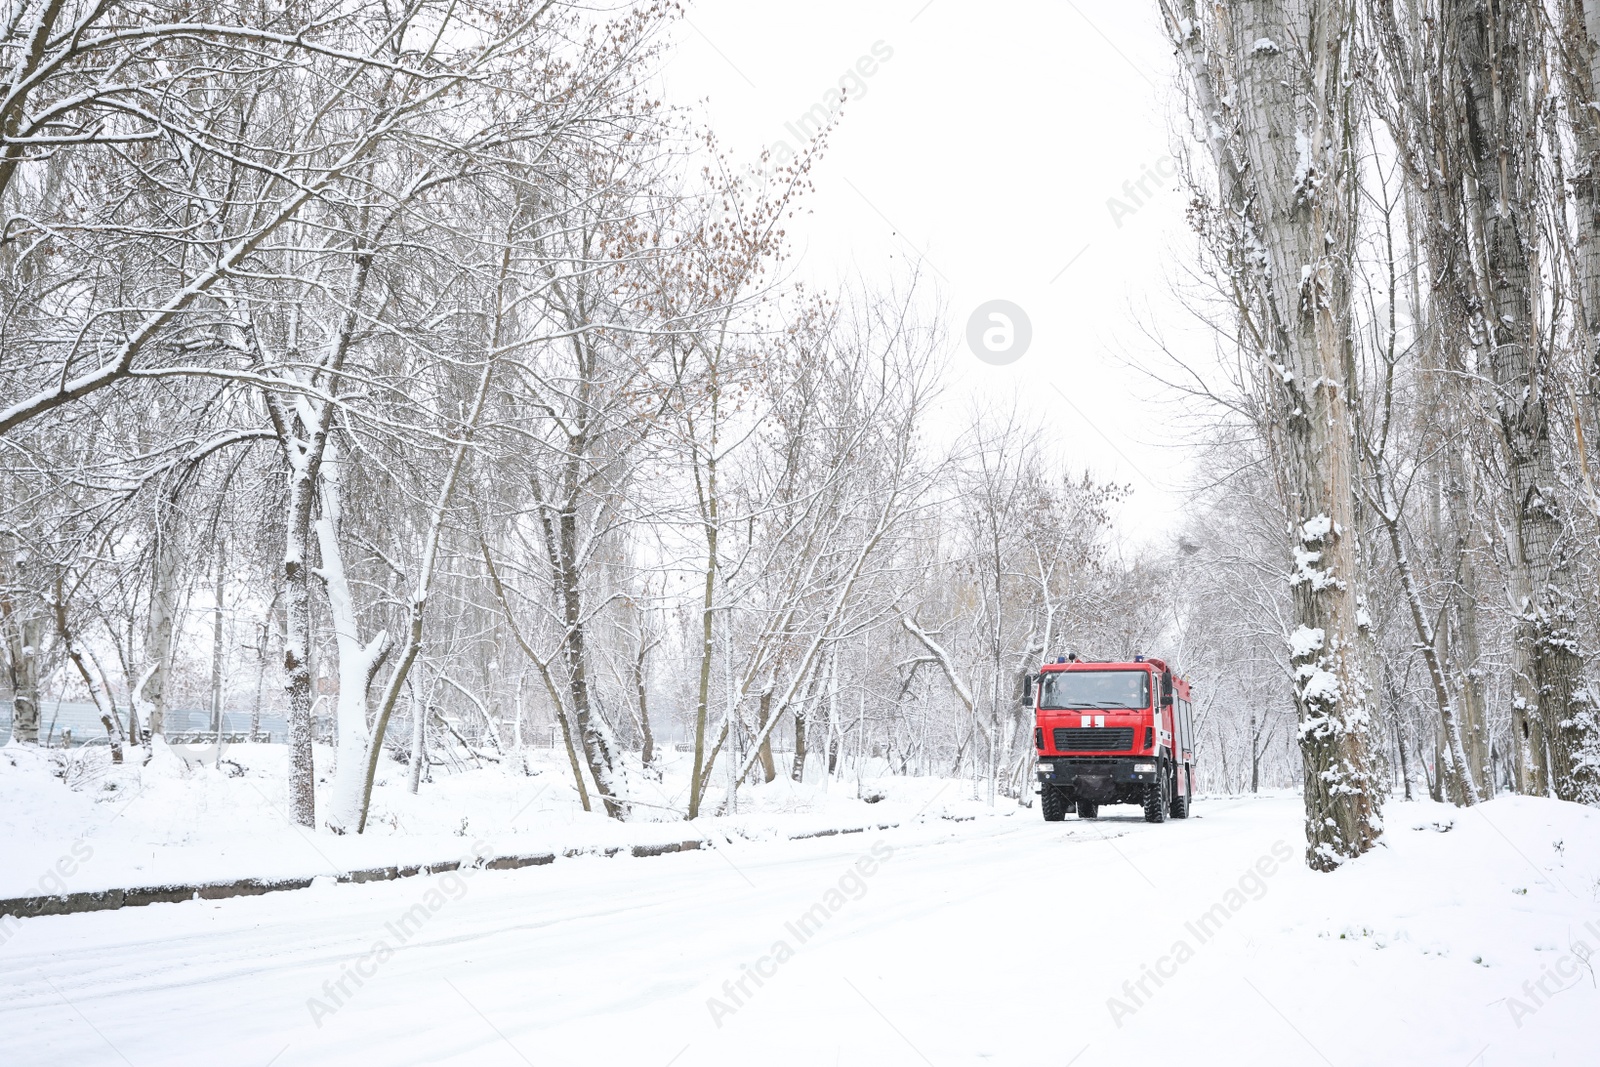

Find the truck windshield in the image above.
[{"left": 1038, "top": 670, "right": 1149, "bottom": 710}]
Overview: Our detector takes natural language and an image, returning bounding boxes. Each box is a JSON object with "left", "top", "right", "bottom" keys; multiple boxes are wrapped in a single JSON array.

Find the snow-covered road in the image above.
[{"left": 2, "top": 793, "right": 1594, "bottom": 1066}]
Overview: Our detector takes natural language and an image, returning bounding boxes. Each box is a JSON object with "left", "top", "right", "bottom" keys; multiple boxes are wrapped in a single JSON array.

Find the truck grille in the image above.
[{"left": 1053, "top": 727, "right": 1135, "bottom": 751}]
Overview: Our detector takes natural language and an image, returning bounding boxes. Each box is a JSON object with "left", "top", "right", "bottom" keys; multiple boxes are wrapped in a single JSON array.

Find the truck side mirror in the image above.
[
  {"left": 1021, "top": 673, "right": 1035, "bottom": 709},
  {"left": 1161, "top": 672, "right": 1174, "bottom": 707}
]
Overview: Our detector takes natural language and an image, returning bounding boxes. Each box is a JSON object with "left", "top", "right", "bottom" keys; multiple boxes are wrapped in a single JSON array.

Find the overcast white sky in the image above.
[{"left": 659, "top": 0, "right": 1205, "bottom": 544}]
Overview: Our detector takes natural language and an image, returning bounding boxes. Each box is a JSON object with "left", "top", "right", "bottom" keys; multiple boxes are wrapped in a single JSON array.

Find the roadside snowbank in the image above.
[{"left": 0, "top": 741, "right": 998, "bottom": 901}]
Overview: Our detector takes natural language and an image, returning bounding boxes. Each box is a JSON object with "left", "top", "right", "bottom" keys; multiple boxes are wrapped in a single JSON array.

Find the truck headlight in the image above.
[
  {"left": 1037, "top": 762, "right": 1054, "bottom": 773},
  {"left": 1133, "top": 763, "right": 1156, "bottom": 773}
]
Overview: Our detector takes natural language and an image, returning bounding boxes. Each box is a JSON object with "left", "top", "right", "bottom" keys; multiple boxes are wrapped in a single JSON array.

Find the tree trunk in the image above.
[
  {"left": 791, "top": 697, "right": 809, "bottom": 783},
  {"left": 1443, "top": 435, "right": 1492, "bottom": 795},
  {"left": 316, "top": 453, "right": 391, "bottom": 833},
  {"left": 250, "top": 623, "right": 267, "bottom": 741},
  {"left": 1460, "top": 0, "right": 1600, "bottom": 804},
  {"left": 479, "top": 540, "right": 592, "bottom": 813},
  {"left": 755, "top": 683, "right": 777, "bottom": 783},
  {"left": 1559, "top": 0, "right": 1600, "bottom": 435},
  {"left": 790, "top": 657, "right": 830, "bottom": 783},
  {"left": 141, "top": 515, "right": 181, "bottom": 739},
  {"left": 825, "top": 648, "right": 842, "bottom": 777},
  {"left": 53, "top": 580, "right": 122, "bottom": 762},
  {"left": 408, "top": 682, "right": 426, "bottom": 795},
  {"left": 1250, "top": 712, "right": 1260, "bottom": 794},
  {"left": 633, "top": 634, "right": 657, "bottom": 772},
  {"left": 556, "top": 706, "right": 592, "bottom": 812},
  {"left": 208, "top": 538, "right": 227, "bottom": 765},
  {"left": 281, "top": 470, "right": 318, "bottom": 826},
  {"left": 1172, "top": 0, "right": 1385, "bottom": 866},
  {"left": 517, "top": 409, "right": 627, "bottom": 820},
  {"left": 0, "top": 546, "right": 42, "bottom": 744},
  {"left": 1395, "top": 717, "right": 1413, "bottom": 802},
  {"left": 688, "top": 482, "right": 718, "bottom": 817},
  {"left": 264, "top": 365, "right": 346, "bottom": 830},
  {"left": 556, "top": 480, "right": 625, "bottom": 819}
]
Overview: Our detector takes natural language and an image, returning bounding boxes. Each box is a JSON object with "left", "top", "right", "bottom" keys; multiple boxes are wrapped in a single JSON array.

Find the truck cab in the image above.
[{"left": 1027, "top": 655, "right": 1195, "bottom": 822}]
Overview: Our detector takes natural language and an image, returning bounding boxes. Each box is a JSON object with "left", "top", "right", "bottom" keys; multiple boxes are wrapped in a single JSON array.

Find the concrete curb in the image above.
[{"left": 0, "top": 822, "right": 902, "bottom": 921}]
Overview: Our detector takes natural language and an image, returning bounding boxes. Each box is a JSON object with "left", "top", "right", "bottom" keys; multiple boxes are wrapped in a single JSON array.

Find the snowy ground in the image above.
[
  {"left": 2, "top": 751, "right": 1598, "bottom": 1066},
  {"left": 0, "top": 742, "right": 956, "bottom": 898}
]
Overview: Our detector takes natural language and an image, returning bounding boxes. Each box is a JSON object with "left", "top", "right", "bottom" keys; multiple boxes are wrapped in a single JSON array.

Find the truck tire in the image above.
[
  {"left": 1170, "top": 769, "right": 1191, "bottom": 819},
  {"left": 1143, "top": 767, "right": 1169, "bottom": 823},
  {"left": 1041, "top": 788, "right": 1067, "bottom": 822},
  {"left": 1076, "top": 800, "right": 1098, "bottom": 819}
]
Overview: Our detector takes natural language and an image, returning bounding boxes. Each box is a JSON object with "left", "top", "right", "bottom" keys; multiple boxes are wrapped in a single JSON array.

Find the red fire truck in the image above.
[{"left": 1026, "top": 654, "right": 1195, "bottom": 822}]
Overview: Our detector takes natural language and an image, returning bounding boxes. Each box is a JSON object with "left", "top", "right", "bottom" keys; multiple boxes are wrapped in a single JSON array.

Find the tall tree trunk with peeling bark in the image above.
[
  {"left": 1162, "top": 0, "right": 1384, "bottom": 867},
  {"left": 1444, "top": 434, "right": 1492, "bottom": 794},
  {"left": 1558, "top": 0, "right": 1600, "bottom": 438},
  {"left": 1369, "top": 0, "right": 1546, "bottom": 797},
  {"left": 1460, "top": 0, "right": 1600, "bottom": 804}
]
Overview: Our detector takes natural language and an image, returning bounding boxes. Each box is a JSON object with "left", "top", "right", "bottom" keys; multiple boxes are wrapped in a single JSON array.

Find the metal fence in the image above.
[{"left": 0, "top": 700, "right": 290, "bottom": 747}]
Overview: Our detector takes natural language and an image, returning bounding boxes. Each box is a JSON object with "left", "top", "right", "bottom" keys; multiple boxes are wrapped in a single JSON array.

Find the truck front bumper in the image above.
[{"left": 1036, "top": 758, "right": 1157, "bottom": 803}]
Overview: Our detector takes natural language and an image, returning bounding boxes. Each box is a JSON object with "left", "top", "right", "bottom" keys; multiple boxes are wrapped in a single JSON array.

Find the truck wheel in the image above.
[
  {"left": 1076, "top": 800, "right": 1098, "bottom": 819},
  {"left": 1041, "top": 788, "right": 1067, "bottom": 822},
  {"left": 1143, "top": 767, "right": 1169, "bottom": 823},
  {"left": 1170, "top": 769, "right": 1191, "bottom": 819}
]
